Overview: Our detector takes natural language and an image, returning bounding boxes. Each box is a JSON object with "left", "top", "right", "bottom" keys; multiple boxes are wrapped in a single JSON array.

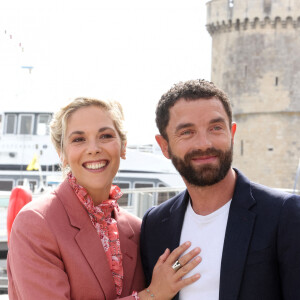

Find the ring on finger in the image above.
[{"left": 172, "top": 259, "right": 182, "bottom": 271}]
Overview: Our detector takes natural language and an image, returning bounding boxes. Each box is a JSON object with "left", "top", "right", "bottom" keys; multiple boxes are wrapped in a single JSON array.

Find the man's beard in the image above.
[{"left": 169, "top": 143, "right": 233, "bottom": 187}]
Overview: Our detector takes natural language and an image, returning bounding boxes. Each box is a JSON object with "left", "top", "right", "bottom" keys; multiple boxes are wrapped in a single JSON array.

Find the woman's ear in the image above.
[
  {"left": 121, "top": 141, "right": 127, "bottom": 159},
  {"left": 59, "top": 152, "right": 68, "bottom": 167}
]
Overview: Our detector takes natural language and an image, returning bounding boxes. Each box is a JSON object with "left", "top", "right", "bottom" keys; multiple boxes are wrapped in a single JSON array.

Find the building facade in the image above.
[{"left": 206, "top": 0, "right": 300, "bottom": 189}]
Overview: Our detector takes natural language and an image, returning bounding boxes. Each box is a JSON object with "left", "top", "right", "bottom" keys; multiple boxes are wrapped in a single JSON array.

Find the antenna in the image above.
[{"left": 21, "top": 66, "right": 34, "bottom": 74}]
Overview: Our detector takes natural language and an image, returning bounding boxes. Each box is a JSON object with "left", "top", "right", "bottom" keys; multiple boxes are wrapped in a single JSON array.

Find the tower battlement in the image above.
[
  {"left": 207, "top": 16, "right": 300, "bottom": 35},
  {"left": 206, "top": 0, "right": 300, "bottom": 34}
]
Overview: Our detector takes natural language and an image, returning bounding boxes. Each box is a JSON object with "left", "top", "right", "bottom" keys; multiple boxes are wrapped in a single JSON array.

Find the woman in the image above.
[{"left": 7, "top": 97, "right": 201, "bottom": 299}]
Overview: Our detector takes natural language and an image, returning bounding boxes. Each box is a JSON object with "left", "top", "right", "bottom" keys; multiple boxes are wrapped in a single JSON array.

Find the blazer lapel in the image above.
[
  {"left": 75, "top": 224, "right": 117, "bottom": 299},
  {"left": 219, "top": 170, "right": 256, "bottom": 300},
  {"left": 115, "top": 208, "right": 138, "bottom": 297},
  {"left": 164, "top": 191, "right": 189, "bottom": 300},
  {"left": 164, "top": 190, "right": 190, "bottom": 252},
  {"left": 55, "top": 180, "right": 117, "bottom": 300}
]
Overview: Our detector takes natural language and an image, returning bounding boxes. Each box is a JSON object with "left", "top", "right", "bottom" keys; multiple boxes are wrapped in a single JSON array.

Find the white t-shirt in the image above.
[{"left": 179, "top": 199, "right": 231, "bottom": 300}]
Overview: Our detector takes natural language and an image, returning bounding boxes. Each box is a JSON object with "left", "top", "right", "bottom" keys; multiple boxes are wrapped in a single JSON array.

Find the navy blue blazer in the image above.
[{"left": 140, "top": 169, "right": 300, "bottom": 300}]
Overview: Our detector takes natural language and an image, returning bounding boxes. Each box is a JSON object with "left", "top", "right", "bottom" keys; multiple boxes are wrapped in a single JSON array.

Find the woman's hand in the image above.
[{"left": 138, "top": 241, "right": 201, "bottom": 300}]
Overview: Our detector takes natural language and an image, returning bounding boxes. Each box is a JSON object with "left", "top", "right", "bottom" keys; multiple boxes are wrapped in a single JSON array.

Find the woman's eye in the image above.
[
  {"left": 72, "top": 137, "right": 85, "bottom": 143},
  {"left": 100, "top": 134, "right": 113, "bottom": 139}
]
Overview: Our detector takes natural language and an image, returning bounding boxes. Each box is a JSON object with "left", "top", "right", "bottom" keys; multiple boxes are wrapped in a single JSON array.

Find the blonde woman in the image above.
[{"left": 7, "top": 98, "right": 201, "bottom": 300}]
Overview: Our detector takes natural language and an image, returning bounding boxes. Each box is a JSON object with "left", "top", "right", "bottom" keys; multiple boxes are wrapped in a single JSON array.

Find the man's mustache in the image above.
[{"left": 184, "top": 148, "right": 223, "bottom": 163}]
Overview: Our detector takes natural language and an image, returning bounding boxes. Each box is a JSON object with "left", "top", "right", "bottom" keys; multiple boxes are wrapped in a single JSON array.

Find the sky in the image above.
[{"left": 0, "top": 0, "right": 212, "bottom": 145}]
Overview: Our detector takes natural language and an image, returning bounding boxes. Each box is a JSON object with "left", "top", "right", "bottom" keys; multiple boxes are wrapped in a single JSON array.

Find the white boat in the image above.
[
  {"left": 0, "top": 110, "right": 184, "bottom": 193},
  {"left": 0, "top": 110, "right": 59, "bottom": 193}
]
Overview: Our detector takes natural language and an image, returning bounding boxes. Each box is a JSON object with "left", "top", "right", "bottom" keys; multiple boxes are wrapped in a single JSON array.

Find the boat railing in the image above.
[
  {"left": 0, "top": 185, "right": 300, "bottom": 239},
  {"left": 119, "top": 186, "right": 185, "bottom": 218},
  {"left": 0, "top": 186, "right": 185, "bottom": 243}
]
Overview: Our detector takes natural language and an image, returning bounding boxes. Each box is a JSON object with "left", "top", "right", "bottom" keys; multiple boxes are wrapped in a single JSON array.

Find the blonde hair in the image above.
[{"left": 50, "top": 97, "right": 127, "bottom": 172}]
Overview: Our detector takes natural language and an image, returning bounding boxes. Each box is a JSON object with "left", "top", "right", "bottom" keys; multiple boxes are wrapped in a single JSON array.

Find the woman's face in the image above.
[{"left": 63, "top": 105, "right": 125, "bottom": 204}]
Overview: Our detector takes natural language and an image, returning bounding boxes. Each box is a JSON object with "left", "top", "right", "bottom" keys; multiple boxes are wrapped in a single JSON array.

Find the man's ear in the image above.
[
  {"left": 155, "top": 135, "right": 170, "bottom": 159},
  {"left": 231, "top": 122, "right": 237, "bottom": 143}
]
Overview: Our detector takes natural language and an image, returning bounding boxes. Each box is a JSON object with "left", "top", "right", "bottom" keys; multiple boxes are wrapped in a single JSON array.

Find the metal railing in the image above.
[{"left": 120, "top": 186, "right": 185, "bottom": 218}]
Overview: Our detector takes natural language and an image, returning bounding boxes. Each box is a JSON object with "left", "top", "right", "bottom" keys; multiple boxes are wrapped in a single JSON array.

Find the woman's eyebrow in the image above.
[
  {"left": 67, "top": 130, "right": 84, "bottom": 139},
  {"left": 67, "top": 126, "right": 116, "bottom": 139},
  {"left": 98, "top": 126, "right": 115, "bottom": 133}
]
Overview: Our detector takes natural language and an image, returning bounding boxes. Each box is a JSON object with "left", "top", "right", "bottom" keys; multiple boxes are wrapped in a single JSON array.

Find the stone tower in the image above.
[{"left": 206, "top": 0, "right": 300, "bottom": 189}]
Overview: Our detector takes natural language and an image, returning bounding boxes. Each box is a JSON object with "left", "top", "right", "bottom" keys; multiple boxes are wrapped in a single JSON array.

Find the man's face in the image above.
[{"left": 156, "top": 97, "right": 236, "bottom": 187}]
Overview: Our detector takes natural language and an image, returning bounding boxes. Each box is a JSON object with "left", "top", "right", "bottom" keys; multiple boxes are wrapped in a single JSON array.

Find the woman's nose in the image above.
[{"left": 87, "top": 140, "right": 102, "bottom": 155}]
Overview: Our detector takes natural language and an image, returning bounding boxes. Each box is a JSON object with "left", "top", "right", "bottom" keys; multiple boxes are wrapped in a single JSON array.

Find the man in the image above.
[{"left": 140, "top": 79, "right": 300, "bottom": 300}]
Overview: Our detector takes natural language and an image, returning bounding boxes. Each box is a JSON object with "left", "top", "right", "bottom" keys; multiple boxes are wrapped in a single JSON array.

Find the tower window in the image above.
[
  {"left": 275, "top": 77, "right": 279, "bottom": 86},
  {"left": 241, "top": 140, "right": 244, "bottom": 156},
  {"left": 229, "top": 0, "right": 234, "bottom": 8}
]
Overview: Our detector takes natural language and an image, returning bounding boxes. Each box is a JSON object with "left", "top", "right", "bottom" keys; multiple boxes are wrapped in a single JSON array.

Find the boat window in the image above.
[
  {"left": 37, "top": 114, "right": 51, "bottom": 135},
  {"left": 17, "top": 179, "right": 37, "bottom": 192},
  {"left": 134, "top": 183, "right": 154, "bottom": 189},
  {"left": 157, "top": 183, "right": 176, "bottom": 205},
  {"left": 19, "top": 114, "right": 34, "bottom": 135},
  {"left": 0, "top": 180, "right": 14, "bottom": 191},
  {"left": 5, "top": 114, "right": 17, "bottom": 134},
  {"left": 114, "top": 182, "right": 130, "bottom": 207}
]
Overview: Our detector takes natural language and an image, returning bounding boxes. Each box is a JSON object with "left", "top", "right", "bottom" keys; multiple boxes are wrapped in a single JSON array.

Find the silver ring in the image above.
[{"left": 172, "top": 260, "right": 182, "bottom": 271}]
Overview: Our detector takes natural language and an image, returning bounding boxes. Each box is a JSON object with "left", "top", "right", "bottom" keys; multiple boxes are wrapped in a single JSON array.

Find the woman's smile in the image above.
[{"left": 83, "top": 160, "right": 109, "bottom": 171}]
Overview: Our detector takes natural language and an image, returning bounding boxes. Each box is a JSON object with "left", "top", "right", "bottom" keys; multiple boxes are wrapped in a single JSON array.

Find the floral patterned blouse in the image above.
[{"left": 68, "top": 172, "right": 124, "bottom": 297}]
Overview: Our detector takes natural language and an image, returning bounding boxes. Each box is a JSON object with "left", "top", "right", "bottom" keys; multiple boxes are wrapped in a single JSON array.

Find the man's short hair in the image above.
[{"left": 155, "top": 79, "right": 233, "bottom": 140}]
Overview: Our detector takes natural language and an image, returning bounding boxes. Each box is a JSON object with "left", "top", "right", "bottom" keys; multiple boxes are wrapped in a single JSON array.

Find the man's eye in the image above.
[
  {"left": 180, "top": 130, "right": 192, "bottom": 136},
  {"left": 212, "top": 125, "right": 222, "bottom": 131}
]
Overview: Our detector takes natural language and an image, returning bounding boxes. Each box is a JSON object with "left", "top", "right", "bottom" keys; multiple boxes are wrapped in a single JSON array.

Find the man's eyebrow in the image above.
[
  {"left": 174, "top": 118, "right": 227, "bottom": 133},
  {"left": 209, "top": 117, "right": 226, "bottom": 124},
  {"left": 67, "top": 127, "right": 115, "bottom": 139},
  {"left": 175, "top": 123, "right": 194, "bottom": 133}
]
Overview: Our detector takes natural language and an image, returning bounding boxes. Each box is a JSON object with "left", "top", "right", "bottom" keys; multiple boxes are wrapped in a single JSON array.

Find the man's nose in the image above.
[{"left": 194, "top": 131, "right": 212, "bottom": 150}]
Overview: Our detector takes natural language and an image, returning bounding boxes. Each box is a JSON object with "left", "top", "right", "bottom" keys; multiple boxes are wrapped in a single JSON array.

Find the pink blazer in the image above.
[{"left": 7, "top": 180, "right": 145, "bottom": 299}]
